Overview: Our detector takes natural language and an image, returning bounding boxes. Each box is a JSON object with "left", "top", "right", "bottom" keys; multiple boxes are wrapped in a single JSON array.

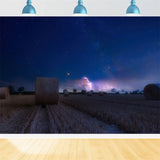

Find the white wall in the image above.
[{"left": 0, "top": 0, "right": 159, "bottom": 16}]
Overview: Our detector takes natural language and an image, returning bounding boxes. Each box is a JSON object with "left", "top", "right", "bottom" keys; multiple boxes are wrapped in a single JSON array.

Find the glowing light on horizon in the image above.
[
  {"left": 76, "top": 77, "right": 93, "bottom": 91},
  {"left": 60, "top": 77, "right": 142, "bottom": 92}
]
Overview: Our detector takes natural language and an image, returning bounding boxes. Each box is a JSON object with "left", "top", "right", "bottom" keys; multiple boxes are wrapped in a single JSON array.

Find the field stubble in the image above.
[
  {"left": 0, "top": 95, "right": 36, "bottom": 133},
  {"left": 60, "top": 94, "right": 160, "bottom": 133},
  {"left": 0, "top": 94, "right": 159, "bottom": 133},
  {"left": 0, "top": 95, "right": 121, "bottom": 133}
]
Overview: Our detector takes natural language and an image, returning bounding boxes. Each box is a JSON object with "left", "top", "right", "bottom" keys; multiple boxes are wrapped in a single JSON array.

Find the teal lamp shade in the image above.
[
  {"left": 126, "top": 0, "right": 140, "bottom": 14},
  {"left": 73, "top": 0, "right": 87, "bottom": 14},
  {"left": 22, "top": 0, "right": 36, "bottom": 14}
]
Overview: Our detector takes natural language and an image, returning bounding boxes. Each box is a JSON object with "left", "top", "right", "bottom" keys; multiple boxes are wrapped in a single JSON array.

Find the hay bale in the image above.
[
  {"left": 35, "top": 77, "right": 59, "bottom": 105},
  {"left": 144, "top": 84, "right": 160, "bottom": 100},
  {"left": 63, "top": 89, "right": 69, "bottom": 97},
  {"left": 0, "top": 87, "right": 9, "bottom": 99}
]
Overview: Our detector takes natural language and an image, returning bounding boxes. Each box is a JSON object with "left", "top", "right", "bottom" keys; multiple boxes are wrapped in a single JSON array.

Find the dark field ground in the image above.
[
  {"left": 0, "top": 94, "right": 159, "bottom": 133},
  {"left": 61, "top": 94, "right": 160, "bottom": 133}
]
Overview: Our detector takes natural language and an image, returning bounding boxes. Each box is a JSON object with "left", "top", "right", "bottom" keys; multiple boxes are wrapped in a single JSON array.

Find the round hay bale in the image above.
[
  {"left": 35, "top": 77, "right": 59, "bottom": 105},
  {"left": 0, "top": 87, "right": 9, "bottom": 99},
  {"left": 144, "top": 84, "right": 160, "bottom": 100},
  {"left": 63, "top": 89, "right": 69, "bottom": 97}
]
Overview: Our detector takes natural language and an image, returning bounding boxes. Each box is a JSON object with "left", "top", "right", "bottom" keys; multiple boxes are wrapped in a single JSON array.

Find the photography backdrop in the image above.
[{"left": 0, "top": 17, "right": 160, "bottom": 92}]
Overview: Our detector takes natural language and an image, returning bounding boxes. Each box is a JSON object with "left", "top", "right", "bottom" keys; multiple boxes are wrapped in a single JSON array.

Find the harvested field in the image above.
[
  {"left": 0, "top": 94, "right": 159, "bottom": 133},
  {"left": 0, "top": 95, "right": 122, "bottom": 133},
  {"left": 0, "top": 95, "right": 36, "bottom": 133},
  {"left": 60, "top": 94, "right": 160, "bottom": 133},
  {"left": 0, "top": 95, "right": 35, "bottom": 122}
]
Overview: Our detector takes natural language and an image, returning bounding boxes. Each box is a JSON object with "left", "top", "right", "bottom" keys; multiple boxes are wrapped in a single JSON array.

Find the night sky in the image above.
[{"left": 0, "top": 17, "right": 160, "bottom": 92}]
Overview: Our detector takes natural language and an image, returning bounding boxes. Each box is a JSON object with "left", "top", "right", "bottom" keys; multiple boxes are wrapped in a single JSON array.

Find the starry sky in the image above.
[{"left": 0, "top": 17, "right": 160, "bottom": 91}]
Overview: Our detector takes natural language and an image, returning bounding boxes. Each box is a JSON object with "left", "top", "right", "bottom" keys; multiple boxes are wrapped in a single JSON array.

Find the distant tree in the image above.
[
  {"left": 81, "top": 90, "right": 86, "bottom": 95},
  {"left": 130, "top": 91, "right": 133, "bottom": 94},
  {"left": 115, "top": 91, "right": 119, "bottom": 94},
  {"left": 140, "top": 90, "right": 144, "bottom": 95},
  {"left": 121, "top": 89, "right": 125, "bottom": 92},
  {"left": 18, "top": 86, "right": 24, "bottom": 94},
  {"left": 73, "top": 89, "right": 77, "bottom": 94},
  {"left": 99, "top": 91, "right": 104, "bottom": 96},
  {"left": 132, "top": 90, "right": 140, "bottom": 94},
  {"left": 111, "top": 88, "right": 117, "bottom": 93},
  {"left": 125, "top": 91, "right": 128, "bottom": 95},
  {"left": 90, "top": 90, "right": 94, "bottom": 93},
  {"left": 8, "top": 85, "right": 15, "bottom": 94},
  {"left": 87, "top": 91, "right": 92, "bottom": 96}
]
